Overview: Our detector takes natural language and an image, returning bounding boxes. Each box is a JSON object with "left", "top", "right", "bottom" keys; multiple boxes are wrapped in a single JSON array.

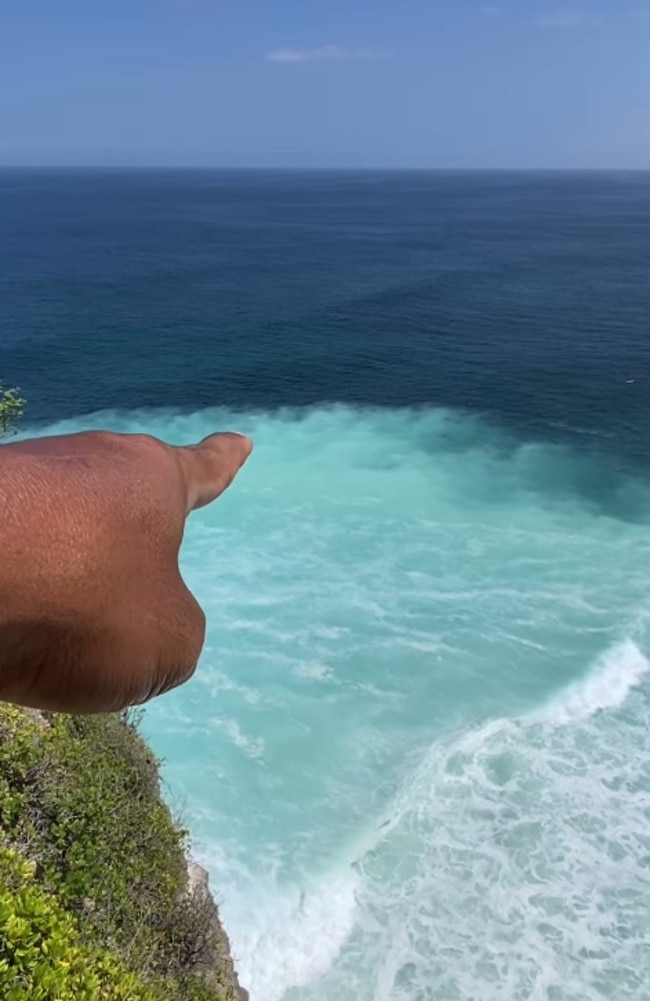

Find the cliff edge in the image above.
[{"left": 0, "top": 705, "right": 246, "bottom": 1001}]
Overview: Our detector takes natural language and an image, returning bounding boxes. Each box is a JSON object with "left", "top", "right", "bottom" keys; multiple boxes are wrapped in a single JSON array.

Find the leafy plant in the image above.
[
  {"left": 0, "top": 845, "right": 157, "bottom": 1000},
  {"left": 0, "top": 707, "right": 239, "bottom": 1000},
  {"left": 0, "top": 385, "right": 25, "bottom": 436}
]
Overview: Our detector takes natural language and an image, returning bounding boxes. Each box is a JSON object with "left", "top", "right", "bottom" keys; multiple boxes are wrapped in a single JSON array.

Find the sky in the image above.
[{"left": 1, "top": 0, "right": 649, "bottom": 168}]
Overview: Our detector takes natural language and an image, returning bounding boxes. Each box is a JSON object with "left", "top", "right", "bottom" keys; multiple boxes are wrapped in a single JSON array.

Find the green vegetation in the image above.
[
  {"left": 0, "top": 385, "right": 25, "bottom": 436},
  {"left": 0, "top": 388, "right": 243, "bottom": 1000},
  {"left": 0, "top": 707, "right": 240, "bottom": 1001},
  {"left": 0, "top": 844, "right": 155, "bottom": 1001}
]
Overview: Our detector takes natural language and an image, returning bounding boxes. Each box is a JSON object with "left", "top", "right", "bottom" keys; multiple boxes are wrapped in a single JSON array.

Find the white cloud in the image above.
[
  {"left": 267, "top": 46, "right": 391, "bottom": 63},
  {"left": 537, "top": 7, "right": 583, "bottom": 26}
]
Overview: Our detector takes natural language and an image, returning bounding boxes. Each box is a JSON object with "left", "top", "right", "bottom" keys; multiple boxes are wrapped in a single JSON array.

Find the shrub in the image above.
[
  {"left": 0, "top": 707, "right": 239, "bottom": 1000},
  {"left": 0, "top": 385, "right": 25, "bottom": 436},
  {"left": 0, "top": 845, "right": 157, "bottom": 1000}
]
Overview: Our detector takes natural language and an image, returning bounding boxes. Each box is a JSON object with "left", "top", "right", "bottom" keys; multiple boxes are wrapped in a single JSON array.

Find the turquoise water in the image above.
[
  {"left": 37, "top": 404, "right": 650, "bottom": 1001},
  {"left": 4, "top": 171, "right": 650, "bottom": 1000}
]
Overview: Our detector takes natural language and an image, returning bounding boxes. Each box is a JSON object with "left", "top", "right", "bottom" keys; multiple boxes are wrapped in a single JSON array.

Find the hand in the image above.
[{"left": 0, "top": 429, "right": 252, "bottom": 714}]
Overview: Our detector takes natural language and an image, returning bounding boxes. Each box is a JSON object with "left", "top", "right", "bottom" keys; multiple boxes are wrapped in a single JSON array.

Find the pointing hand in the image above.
[{"left": 0, "top": 430, "right": 252, "bottom": 713}]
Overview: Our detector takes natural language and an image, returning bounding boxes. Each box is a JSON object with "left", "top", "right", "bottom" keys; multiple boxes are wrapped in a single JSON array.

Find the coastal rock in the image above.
[{"left": 187, "top": 862, "right": 249, "bottom": 1001}]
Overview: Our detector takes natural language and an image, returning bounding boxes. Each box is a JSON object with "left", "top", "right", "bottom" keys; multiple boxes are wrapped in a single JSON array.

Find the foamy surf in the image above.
[
  {"left": 274, "top": 639, "right": 650, "bottom": 1000},
  {"left": 293, "top": 670, "right": 650, "bottom": 999},
  {"left": 212, "top": 870, "right": 360, "bottom": 1001},
  {"left": 537, "top": 639, "right": 649, "bottom": 725}
]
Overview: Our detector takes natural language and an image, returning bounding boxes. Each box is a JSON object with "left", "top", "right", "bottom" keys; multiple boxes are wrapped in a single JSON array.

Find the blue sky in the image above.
[{"left": 1, "top": 1, "right": 649, "bottom": 168}]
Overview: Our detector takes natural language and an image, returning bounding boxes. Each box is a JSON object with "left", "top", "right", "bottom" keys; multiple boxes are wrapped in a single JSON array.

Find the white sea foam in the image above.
[
  {"left": 286, "top": 643, "right": 650, "bottom": 1001},
  {"left": 211, "top": 717, "right": 266, "bottom": 760},
  {"left": 538, "top": 639, "right": 649, "bottom": 724},
  {"left": 213, "top": 870, "right": 360, "bottom": 1001},
  {"left": 292, "top": 661, "right": 335, "bottom": 682},
  {"left": 219, "top": 637, "right": 650, "bottom": 1001}
]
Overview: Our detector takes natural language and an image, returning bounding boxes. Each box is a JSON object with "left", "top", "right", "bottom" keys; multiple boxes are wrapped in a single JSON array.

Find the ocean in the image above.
[{"left": 2, "top": 169, "right": 650, "bottom": 1001}]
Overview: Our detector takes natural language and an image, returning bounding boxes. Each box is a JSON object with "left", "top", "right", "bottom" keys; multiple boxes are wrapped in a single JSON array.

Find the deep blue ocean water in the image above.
[{"left": 2, "top": 170, "right": 650, "bottom": 1001}]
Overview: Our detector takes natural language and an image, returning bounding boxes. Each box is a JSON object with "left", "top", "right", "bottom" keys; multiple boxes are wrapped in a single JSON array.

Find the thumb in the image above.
[{"left": 177, "top": 432, "right": 253, "bottom": 513}]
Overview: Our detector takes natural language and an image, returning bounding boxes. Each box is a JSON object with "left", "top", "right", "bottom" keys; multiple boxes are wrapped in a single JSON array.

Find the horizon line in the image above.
[{"left": 2, "top": 164, "right": 650, "bottom": 173}]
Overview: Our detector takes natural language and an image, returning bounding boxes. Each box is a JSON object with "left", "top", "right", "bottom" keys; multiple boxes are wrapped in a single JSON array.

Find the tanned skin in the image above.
[{"left": 0, "top": 430, "right": 252, "bottom": 714}]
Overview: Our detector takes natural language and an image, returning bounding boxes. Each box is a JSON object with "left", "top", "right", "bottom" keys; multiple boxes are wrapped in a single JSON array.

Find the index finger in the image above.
[{"left": 175, "top": 432, "right": 253, "bottom": 514}]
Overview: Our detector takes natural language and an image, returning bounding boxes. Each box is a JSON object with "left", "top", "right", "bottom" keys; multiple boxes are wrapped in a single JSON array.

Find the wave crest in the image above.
[{"left": 538, "top": 639, "right": 648, "bottom": 725}]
